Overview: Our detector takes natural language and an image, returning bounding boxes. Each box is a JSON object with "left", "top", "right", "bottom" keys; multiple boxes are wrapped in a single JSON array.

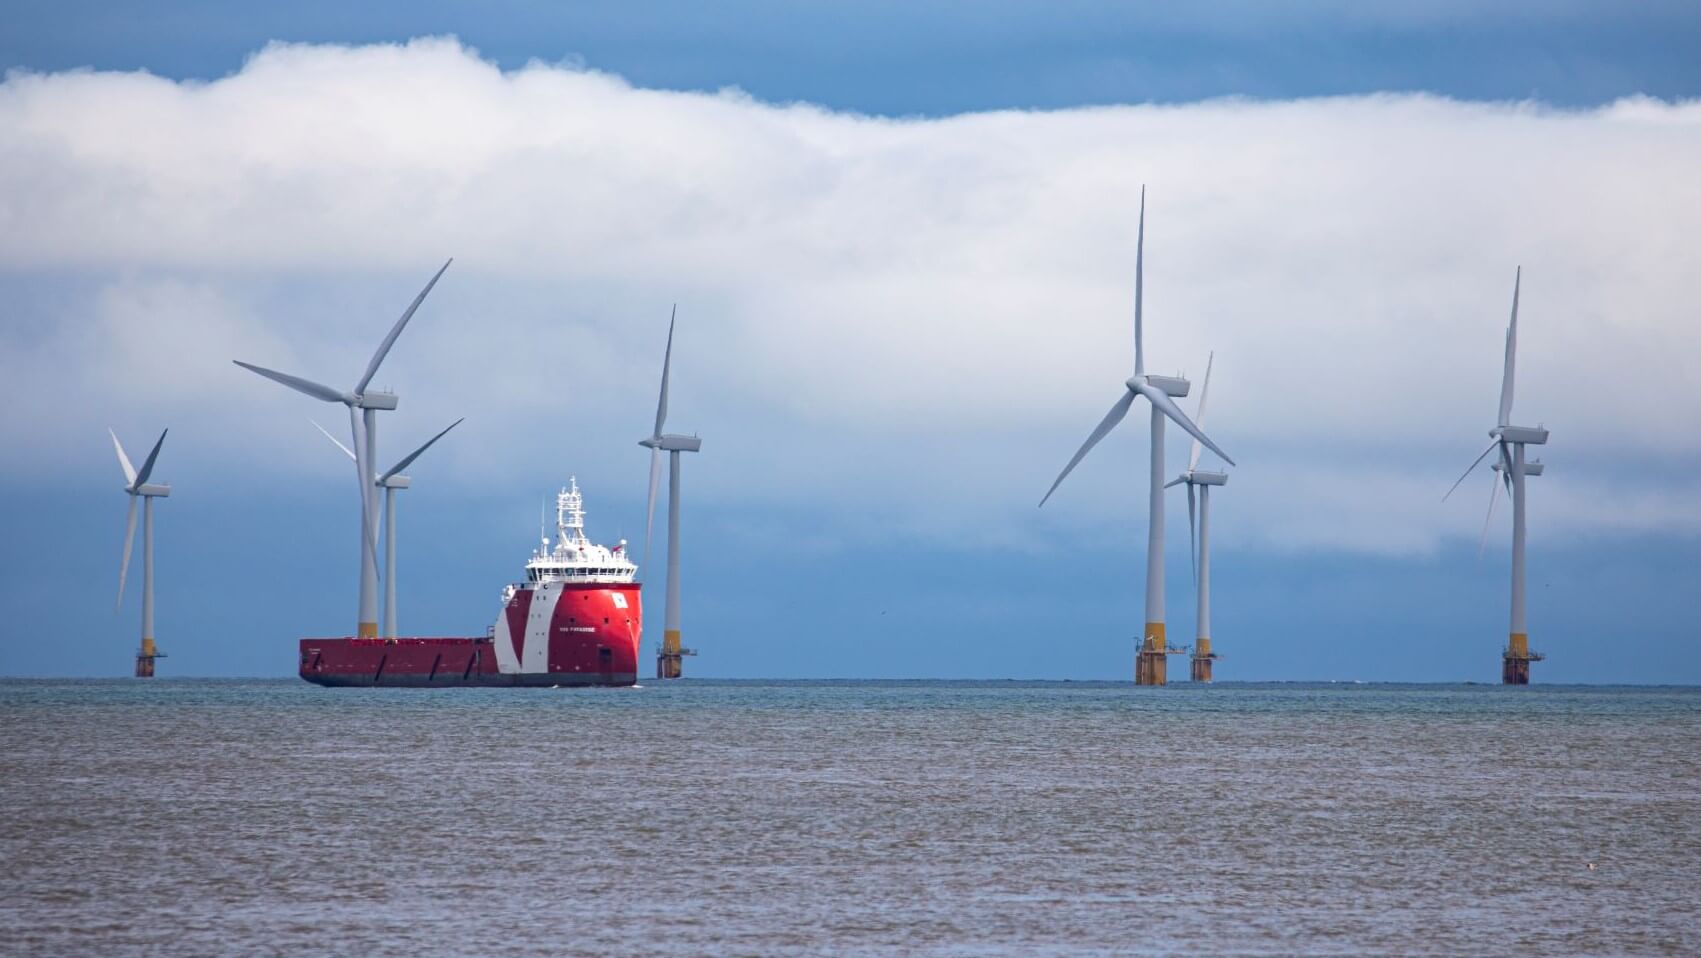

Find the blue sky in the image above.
[
  {"left": 2, "top": 4, "right": 1698, "bottom": 681},
  {"left": 7, "top": 1, "right": 1701, "bottom": 110}
]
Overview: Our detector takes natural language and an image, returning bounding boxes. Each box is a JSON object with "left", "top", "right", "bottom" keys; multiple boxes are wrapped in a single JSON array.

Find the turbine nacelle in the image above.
[
  {"left": 1167, "top": 470, "right": 1227, "bottom": 489},
  {"left": 356, "top": 391, "right": 399, "bottom": 411},
  {"left": 1491, "top": 425, "right": 1549, "bottom": 445},
  {"left": 130, "top": 483, "right": 172, "bottom": 498},
  {"left": 379, "top": 475, "right": 411, "bottom": 489},
  {"left": 641, "top": 434, "right": 703, "bottom": 453},
  {"left": 1492, "top": 460, "right": 1545, "bottom": 477},
  {"left": 1128, "top": 374, "right": 1190, "bottom": 398}
]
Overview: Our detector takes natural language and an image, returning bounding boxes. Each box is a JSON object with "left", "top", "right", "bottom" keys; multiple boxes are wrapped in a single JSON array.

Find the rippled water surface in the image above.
[{"left": 3, "top": 680, "right": 1699, "bottom": 956}]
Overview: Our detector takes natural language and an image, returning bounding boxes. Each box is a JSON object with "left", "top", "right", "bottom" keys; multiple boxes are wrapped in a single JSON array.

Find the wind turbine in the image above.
[
  {"left": 1039, "top": 187, "right": 1234, "bottom": 685},
  {"left": 234, "top": 259, "right": 451, "bottom": 639},
  {"left": 111, "top": 428, "right": 170, "bottom": 677},
  {"left": 312, "top": 417, "right": 464, "bottom": 639},
  {"left": 639, "top": 306, "right": 701, "bottom": 679},
  {"left": 1444, "top": 267, "right": 1548, "bottom": 684},
  {"left": 1163, "top": 351, "right": 1229, "bottom": 682}
]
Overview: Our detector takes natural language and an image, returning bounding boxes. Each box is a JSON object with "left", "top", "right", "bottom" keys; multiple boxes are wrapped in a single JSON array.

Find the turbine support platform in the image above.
[
  {"left": 1502, "top": 633, "right": 1544, "bottom": 685},
  {"left": 1135, "top": 624, "right": 1187, "bottom": 685},
  {"left": 1190, "top": 638, "right": 1217, "bottom": 683},
  {"left": 656, "top": 629, "right": 697, "bottom": 679},
  {"left": 134, "top": 638, "right": 164, "bottom": 678}
]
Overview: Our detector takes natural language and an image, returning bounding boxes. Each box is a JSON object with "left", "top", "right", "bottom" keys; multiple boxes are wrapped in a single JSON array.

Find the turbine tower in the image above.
[
  {"left": 312, "top": 417, "right": 464, "bottom": 639},
  {"left": 111, "top": 429, "right": 170, "bottom": 677},
  {"left": 1163, "top": 351, "right": 1229, "bottom": 682},
  {"left": 235, "top": 259, "right": 451, "bottom": 639},
  {"left": 1445, "top": 267, "right": 1549, "bottom": 684},
  {"left": 1040, "top": 187, "right": 1234, "bottom": 685},
  {"left": 639, "top": 307, "right": 701, "bottom": 679}
]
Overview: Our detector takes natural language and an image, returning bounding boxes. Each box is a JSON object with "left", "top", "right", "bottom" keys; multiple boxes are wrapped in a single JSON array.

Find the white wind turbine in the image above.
[
  {"left": 639, "top": 307, "right": 701, "bottom": 679},
  {"left": 312, "top": 417, "right": 464, "bottom": 639},
  {"left": 1039, "top": 187, "right": 1234, "bottom": 686},
  {"left": 234, "top": 259, "right": 451, "bottom": 639},
  {"left": 1444, "top": 267, "right": 1548, "bottom": 684},
  {"left": 111, "top": 428, "right": 170, "bottom": 677},
  {"left": 1163, "top": 351, "right": 1229, "bottom": 682}
]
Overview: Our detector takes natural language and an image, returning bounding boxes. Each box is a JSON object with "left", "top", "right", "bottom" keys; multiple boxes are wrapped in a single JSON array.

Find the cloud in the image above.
[{"left": 1, "top": 38, "right": 1698, "bottom": 556}]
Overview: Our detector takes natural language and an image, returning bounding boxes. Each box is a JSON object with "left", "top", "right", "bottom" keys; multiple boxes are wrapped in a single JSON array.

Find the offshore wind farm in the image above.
[
  {"left": 94, "top": 185, "right": 1567, "bottom": 691},
  {"left": 5, "top": 49, "right": 1688, "bottom": 688},
  {"left": 86, "top": 201, "right": 1577, "bottom": 688},
  {"left": 4, "top": 10, "right": 1701, "bottom": 958}
]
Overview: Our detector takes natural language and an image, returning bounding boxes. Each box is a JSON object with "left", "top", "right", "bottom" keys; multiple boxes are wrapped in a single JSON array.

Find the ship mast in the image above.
[{"left": 557, "top": 477, "right": 590, "bottom": 549}]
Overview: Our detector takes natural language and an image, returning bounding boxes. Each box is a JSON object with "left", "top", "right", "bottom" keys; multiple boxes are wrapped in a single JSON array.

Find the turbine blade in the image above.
[
  {"left": 1134, "top": 185, "right": 1146, "bottom": 376},
  {"left": 1187, "top": 482, "right": 1197, "bottom": 588},
  {"left": 654, "top": 306, "right": 675, "bottom": 436},
  {"left": 1498, "top": 266, "right": 1520, "bottom": 428},
  {"left": 311, "top": 418, "right": 357, "bottom": 461},
  {"left": 1163, "top": 476, "right": 1186, "bottom": 488},
  {"left": 1039, "top": 390, "right": 1137, "bottom": 507},
  {"left": 116, "top": 496, "right": 136, "bottom": 609},
  {"left": 356, "top": 258, "right": 452, "bottom": 395},
  {"left": 1478, "top": 470, "right": 1503, "bottom": 559},
  {"left": 1443, "top": 440, "right": 1499, "bottom": 502},
  {"left": 1136, "top": 380, "right": 1235, "bottom": 467},
  {"left": 133, "top": 429, "right": 167, "bottom": 487},
  {"left": 381, "top": 418, "right": 464, "bottom": 482},
  {"left": 234, "top": 361, "right": 349, "bottom": 404},
  {"left": 109, "top": 429, "right": 137, "bottom": 487},
  {"left": 1189, "top": 351, "right": 1214, "bottom": 472},
  {"left": 1497, "top": 441, "right": 1514, "bottom": 494},
  {"left": 643, "top": 447, "right": 662, "bottom": 568}
]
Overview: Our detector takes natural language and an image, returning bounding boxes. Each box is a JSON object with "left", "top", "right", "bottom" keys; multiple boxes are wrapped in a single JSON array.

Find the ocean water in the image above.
[{"left": 2, "top": 680, "right": 1698, "bottom": 957}]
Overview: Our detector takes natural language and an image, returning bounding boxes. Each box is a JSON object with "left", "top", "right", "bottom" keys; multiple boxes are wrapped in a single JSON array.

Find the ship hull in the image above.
[{"left": 300, "top": 582, "right": 643, "bottom": 688}]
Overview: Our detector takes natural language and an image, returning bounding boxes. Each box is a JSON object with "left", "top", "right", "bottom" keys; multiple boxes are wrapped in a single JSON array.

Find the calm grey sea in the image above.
[{"left": 2, "top": 680, "right": 1698, "bottom": 957}]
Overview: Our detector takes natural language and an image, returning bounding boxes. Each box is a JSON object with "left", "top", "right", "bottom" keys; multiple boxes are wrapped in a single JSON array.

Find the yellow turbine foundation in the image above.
[
  {"left": 134, "top": 637, "right": 158, "bottom": 678},
  {"left": 656, "top": 628, "right": 684, "bottom": 680},
  {"left": 358, "top": 621, "right": 379, "bottom": 639},
  {"left": 1503, "top": 632, "right": 1536, "bottom": 685},
  {"left": 1136, "top": 622, "right": 1167, "bottom": 686},
  {"left": 1191, "top": 637, "right": 1214, "bottom": 683}
]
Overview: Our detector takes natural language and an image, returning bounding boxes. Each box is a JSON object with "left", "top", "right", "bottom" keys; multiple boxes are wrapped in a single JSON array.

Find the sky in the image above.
[{"left": 2, "top": 3, "right": 1698, "bottom": 681}]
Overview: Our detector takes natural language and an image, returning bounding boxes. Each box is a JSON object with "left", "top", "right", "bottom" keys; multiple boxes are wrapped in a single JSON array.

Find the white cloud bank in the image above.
[{"left": 2, "top": 38, "right": 1699, "bottom": 555}]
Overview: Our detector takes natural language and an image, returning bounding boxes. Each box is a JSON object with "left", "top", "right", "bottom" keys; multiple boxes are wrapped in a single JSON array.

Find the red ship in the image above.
[{"left": 300, "top": 479, "right": 642, "bottom": 687}]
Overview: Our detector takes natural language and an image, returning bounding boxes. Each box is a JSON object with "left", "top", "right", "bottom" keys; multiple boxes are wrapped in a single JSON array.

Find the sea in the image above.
[{"left": 2, "top": 679, "right": 1697, "bottom": 957}]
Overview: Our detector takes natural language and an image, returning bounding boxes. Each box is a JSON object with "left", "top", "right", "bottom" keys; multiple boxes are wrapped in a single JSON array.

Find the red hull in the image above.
[{"left": 300, "top": 582, "right": 642, "bottom": 687}]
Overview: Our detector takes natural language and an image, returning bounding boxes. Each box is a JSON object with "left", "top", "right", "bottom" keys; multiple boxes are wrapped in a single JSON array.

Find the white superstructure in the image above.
[{"left": 520, "top": 478, "right": 637, "bottom": 588}]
